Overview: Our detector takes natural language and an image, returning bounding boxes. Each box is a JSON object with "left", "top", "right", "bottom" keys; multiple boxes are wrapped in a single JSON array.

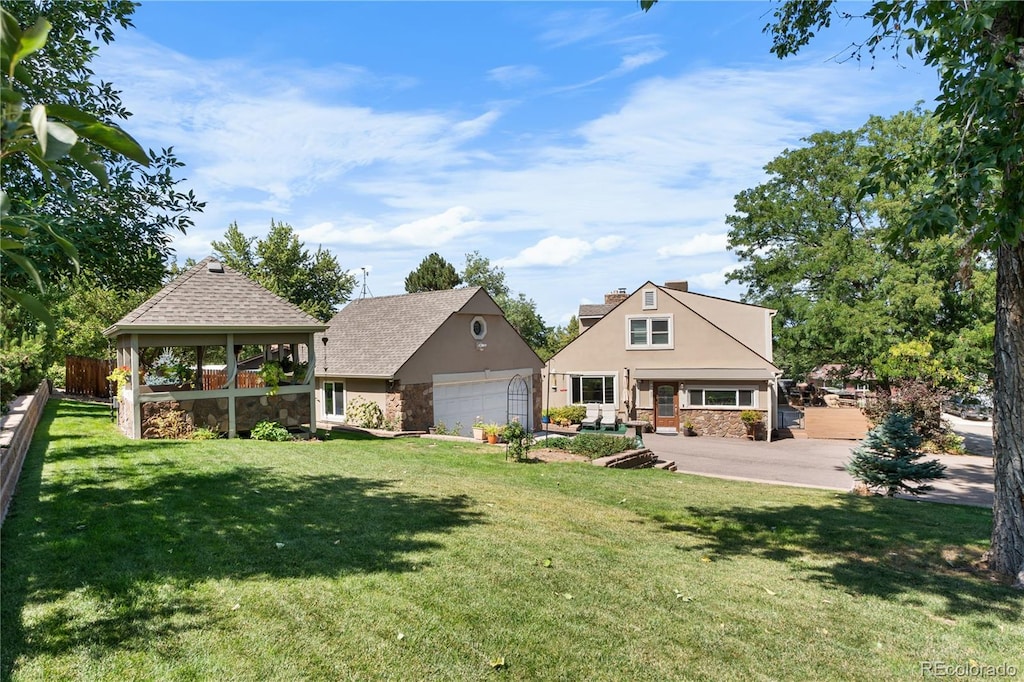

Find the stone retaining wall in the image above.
[{"left": 1, "top": 380, "right": 51, "bottom": 525}]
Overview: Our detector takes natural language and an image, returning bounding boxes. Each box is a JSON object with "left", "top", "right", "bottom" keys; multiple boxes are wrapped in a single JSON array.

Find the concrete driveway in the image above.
[{"left": 644, "top": 431, "right": 994, "bottom": 508}]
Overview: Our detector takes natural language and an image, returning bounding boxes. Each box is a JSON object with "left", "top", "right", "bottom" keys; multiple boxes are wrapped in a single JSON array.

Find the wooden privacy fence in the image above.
[
  {"left": 201, "top": 369, "right": 263, "bottom": 390},
  {"left": 65, "top": 356, "right": 113, "bottom": 398}
]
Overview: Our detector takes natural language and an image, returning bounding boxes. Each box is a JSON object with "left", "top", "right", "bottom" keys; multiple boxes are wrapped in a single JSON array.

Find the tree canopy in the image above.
[
  {"left": 404, "top": 253, "right": 462, "bottom": 293},
  {"left": 1, "top": 2, "right": 203, "bottom": 328},
  {"left": 461, "top": 251, "right": 551, "bottom": 354},
  {"left": 726, "top": 110, "right": 995, "bottom": 390},
  {"left": 211, "top": 221, "right": 355, "bottom": 322}
]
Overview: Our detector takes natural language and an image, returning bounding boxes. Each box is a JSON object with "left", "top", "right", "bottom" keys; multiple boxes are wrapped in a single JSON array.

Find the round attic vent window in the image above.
[{"left": 471, "top": 316, "right": 487, "bottom": 340}]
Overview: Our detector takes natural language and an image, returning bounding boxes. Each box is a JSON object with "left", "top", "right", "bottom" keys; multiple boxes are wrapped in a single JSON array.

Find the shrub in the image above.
[
  {"left": 433, "top": 421, "right": 463, "bottom": 436},
  {"left": 540, "top": 436, "right": 573, "bottom": 450},
  {"left": 46, "top": 362, "right": 66, "bottom": 389},
  {"left": 191, "top": 427, "right": 221, "bottom": 440},
  {"left": 864, "top": 380, "right": 958, "bottom": 452},
  {"left": 739, "top": 410, "right": 763, "bottom": 425},
  {"left": 503, "top": 419, "right": 533, "bottom": 461},
  {"left": 346, "top": 397, "right": 384, "bottom": 429},
  {"left": 251, "top": 420, "right": 291, "bottom": 441},
  {"left": 1, "top": 334, "right": 47, "bottom": 409},
  {"left": 568, "top": 433, "right": 637, "bottom": 460},
  {"left": 143, "top": 402, "right": 193, "bottom": 439},
  {"left": 548, "top": 404, "right": 588, "bottom": 426}
]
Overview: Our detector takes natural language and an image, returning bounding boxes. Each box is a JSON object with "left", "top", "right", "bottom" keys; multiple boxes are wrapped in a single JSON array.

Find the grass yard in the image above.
[{"left": 2, "top": 400, "right": 1021, "bottom": 681}]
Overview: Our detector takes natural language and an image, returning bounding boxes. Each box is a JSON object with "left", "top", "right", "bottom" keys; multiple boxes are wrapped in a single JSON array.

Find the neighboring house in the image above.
[
  {"left": 314, "top": 287, "right": 543, "bottom": 436},
  {"left": 547, "top": 281, "right": 782, "bottom": 439},
  {"left": 104, "top": 257, "right": 327, "bottom": 439}
]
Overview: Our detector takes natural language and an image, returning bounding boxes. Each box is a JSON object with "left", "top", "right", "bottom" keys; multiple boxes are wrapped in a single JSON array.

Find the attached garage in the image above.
[
  {"left": 432, "top": 369, "right": 533, "bottom": 436},
  {"left": 314, "top": 288, "right": 544, "bottom": 434}
]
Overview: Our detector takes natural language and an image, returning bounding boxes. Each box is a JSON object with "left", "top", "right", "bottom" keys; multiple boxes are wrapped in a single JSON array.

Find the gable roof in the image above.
[
  {"left": 319, "top": 287, "right": 483, "bottom": 377},
  {"left": 553, "top": 281, "right": 779, "bottom": 373},
  {"left": 104, "top": 256, "right": 325, "bottom": 335}
]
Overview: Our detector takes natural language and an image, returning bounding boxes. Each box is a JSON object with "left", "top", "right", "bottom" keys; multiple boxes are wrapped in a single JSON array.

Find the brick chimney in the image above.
[
  {"left": 664, "top": 280, "right": 688, "bottom": 292},
  {"left": 604, "top": 288, "right": 628, "bottom": 305}
]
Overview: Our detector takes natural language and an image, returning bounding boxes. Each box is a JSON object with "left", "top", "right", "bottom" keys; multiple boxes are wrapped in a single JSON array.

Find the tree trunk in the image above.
[{"left": 990, "top": 240, "right": 1024, "bottom": 587}]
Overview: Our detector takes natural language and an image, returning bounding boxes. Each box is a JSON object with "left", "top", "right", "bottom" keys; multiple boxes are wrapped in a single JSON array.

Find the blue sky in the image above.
[{"left": 94, "top": 1, "right": 938, "bottom": 325}]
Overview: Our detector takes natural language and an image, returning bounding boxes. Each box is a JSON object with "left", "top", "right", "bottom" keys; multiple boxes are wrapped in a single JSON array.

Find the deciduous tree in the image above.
[
  {"left": 726, "top": 111, "right": 995, "bottom": 391},
  {"left": 211, "top": 221, "right": 354, "bottom": 321},
  {"left": 1, "top": 3, "right": 203, "bottom": 329},
  {"left": 644, "top": 0, "right": 1023, "bottom": 584}
]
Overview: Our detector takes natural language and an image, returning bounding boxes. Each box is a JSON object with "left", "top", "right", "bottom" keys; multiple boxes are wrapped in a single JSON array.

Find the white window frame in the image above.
[
  {"left": 642, "top": 289, "right": 657, "bottom": 310},
  {"left": 625, "top": 315, "right": 674, "bottom": 349},
  {"left": 323, "top": 381, "right": 345, "bottom": 420},
  {"left": 570, "top": 373, "right": 617, "bottom": 406},
  {"left": 685, "top": 385, "right": 758, "bottom": 409}
]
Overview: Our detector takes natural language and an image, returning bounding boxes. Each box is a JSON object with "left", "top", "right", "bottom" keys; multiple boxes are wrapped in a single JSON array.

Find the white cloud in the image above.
[
  {"left": 657, "top": 233, "right": 730, "bottom": 258},
  {"left": 488, "top": 65, "right": 543, "bottom": 87},
  {"left": 94, "top": 23, "right": 935, "bottom": 327},
  {"left": 498, "top": 234, "right": 623, "bottom": 268},
  {"left": 687, "top": 265, "right": 738, "bottom": 291},
  {"left": 296, "top": 206, "right": 480, "bottom": 249}
]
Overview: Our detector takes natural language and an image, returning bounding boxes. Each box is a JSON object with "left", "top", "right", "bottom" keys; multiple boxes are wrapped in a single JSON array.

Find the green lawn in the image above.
[{"left": 2, "top": 400, "right": 1020, "bottom": 681}]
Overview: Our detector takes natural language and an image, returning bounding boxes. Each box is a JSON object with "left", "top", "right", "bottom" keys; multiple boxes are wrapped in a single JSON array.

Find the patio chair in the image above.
[
  {"left": 600, "top": 406, "right": 619, "bottom": 431},
  {"left": 581, "top": 403, "right": 602, "bottom": 430}
]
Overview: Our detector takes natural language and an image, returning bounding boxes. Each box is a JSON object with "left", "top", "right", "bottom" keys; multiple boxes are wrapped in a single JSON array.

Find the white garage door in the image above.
[{"left": 433, "top": 369, "right": 532, "bottom": 437}]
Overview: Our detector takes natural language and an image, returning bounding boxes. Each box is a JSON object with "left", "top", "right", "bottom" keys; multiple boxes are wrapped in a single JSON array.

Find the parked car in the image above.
[{"left": 943, "top": 396, "right": 991, "bottom": 420}]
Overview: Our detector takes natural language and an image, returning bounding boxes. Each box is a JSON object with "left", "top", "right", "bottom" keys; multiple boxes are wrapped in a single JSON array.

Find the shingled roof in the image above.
[
  {"left": 104, "top": 256, "right": 325, "bottom": 335},
  {"left": 319, "top": 287, "right": 482, "bottom": 377},
  {"left": 578, "top": 303, "right": 616, "bottom": 319}
]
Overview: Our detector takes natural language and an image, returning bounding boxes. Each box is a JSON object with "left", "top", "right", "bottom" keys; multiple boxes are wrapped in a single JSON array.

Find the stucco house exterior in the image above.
[
  {"left": 314, "top": 287, "right": 543, "bottom": 436},
  {"left": 546, "top": 281, "right": 782, "bottom": 439},
  {"left": 104, "top": 257, "right": 327, "bottom": 439}
]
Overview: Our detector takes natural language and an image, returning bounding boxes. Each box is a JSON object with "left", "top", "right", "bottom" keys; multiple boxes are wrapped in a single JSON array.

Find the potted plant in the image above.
[
  {"left": 740, "top": 409, "right": 764, "bottom": 440},
  {"left": 258, "top": 361, "right": 286, "bottom": 396},
  {"left": 472, "top": 417, "right": 486, "bottom": 441},
  {"left": 483, "top": 423, "right": 502, "bottom": 444},
  {"left": 683, "top": 419, "right": 696, "bottom": 436},
  {"left": 541, "top": 409, "right": 551, "bottom": 425}
]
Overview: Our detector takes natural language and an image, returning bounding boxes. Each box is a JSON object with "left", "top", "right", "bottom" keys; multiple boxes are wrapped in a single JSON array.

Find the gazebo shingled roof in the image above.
[{"left": 104, "top": 256, "right": 323, "bottom": 335}]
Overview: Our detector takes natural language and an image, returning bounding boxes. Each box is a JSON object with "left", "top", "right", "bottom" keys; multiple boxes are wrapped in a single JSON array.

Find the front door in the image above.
[{"left": 654, "top": 382, "right": 678, "bottom": 431}]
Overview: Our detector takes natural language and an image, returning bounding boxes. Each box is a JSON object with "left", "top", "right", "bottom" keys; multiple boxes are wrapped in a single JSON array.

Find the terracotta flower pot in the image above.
[{"left": 487, "top": 433, "right": 498, "bottom": 444}]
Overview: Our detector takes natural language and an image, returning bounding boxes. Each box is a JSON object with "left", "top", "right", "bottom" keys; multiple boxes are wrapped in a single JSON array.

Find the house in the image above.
[
  {"left": 314, "top": 287, "right": 543, "bottom": 436},
  {"left": 546, "top": 281, "right": 782, "bottom": 439},
  {"left": 103, "top": 257, "right": 327, "bottom": 439}
]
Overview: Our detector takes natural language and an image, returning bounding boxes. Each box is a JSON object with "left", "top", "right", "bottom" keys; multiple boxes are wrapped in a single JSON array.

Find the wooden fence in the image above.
[
  {"left": 65, "top": 356, "right": 113, "bottom": 398},
  {"left": 201, "top": 369, "right": 264, "bottom": 390},
  {"left": 65, "top": 360, "right": 267, "bottom": 395}
]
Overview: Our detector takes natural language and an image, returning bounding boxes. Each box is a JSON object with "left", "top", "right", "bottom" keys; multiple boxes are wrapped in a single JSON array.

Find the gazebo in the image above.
[{"left": 103, "top": 257, "right": 328, "bottom": 439}]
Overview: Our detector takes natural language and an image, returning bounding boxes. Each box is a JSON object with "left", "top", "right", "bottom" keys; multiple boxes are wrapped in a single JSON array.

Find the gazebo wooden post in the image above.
[
  {"left": 130, "top": 334, "right": 142, "bottom": 439},
  {"left": 195, "top": 346, "right": 205, "bottom": 391},
  {"left": 226, "top": 333, "right": 237, "bottom": 438},
  {"left": 306, "top": 333, "right": 317, "bottom": 438}
]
